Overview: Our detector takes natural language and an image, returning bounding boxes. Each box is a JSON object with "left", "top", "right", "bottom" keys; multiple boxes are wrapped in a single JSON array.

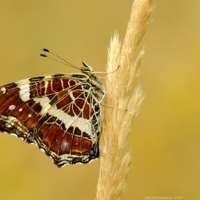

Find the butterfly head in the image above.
[{"left": 81, "top": 62, "right": 94, "bottom": 75}]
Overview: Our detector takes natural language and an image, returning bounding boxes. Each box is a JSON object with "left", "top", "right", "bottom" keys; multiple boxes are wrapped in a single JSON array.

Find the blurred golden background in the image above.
[{"left": 0, "top": 0, "right": 200, "bottom": 199}]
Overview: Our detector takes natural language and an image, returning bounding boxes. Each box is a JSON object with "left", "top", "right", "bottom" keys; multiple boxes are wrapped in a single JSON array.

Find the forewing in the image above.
[{"left": 0, "top": 74, "right": 101, "bottom": 167}]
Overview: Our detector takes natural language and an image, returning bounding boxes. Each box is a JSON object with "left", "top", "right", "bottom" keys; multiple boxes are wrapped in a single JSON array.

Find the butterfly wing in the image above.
[{"left": 0, "top": 74, "right": 101, "bottom": 167}]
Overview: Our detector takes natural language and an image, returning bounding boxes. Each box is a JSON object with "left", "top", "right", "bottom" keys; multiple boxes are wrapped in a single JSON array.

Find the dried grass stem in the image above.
[{"left": 95, "top": 0, "right": 152, "bottom": 199}]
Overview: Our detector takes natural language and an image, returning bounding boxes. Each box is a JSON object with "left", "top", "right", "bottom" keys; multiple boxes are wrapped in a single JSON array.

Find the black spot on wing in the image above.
[
  {"left": 52, "top": 74, "right": 65, "bottom": 79},
  {"left": 29, "top": 76, "right": 45, "bottom": 82}
]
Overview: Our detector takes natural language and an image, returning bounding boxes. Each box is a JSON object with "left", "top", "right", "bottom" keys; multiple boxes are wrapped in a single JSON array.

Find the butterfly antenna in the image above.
[{"left": 40, "top": 48, "right": 81, "bottom": 70}]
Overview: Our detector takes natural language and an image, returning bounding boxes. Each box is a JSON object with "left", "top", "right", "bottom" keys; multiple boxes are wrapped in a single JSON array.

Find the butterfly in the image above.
[{"left": 0, "top": 49, "right": 105, "bottom": 167}]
